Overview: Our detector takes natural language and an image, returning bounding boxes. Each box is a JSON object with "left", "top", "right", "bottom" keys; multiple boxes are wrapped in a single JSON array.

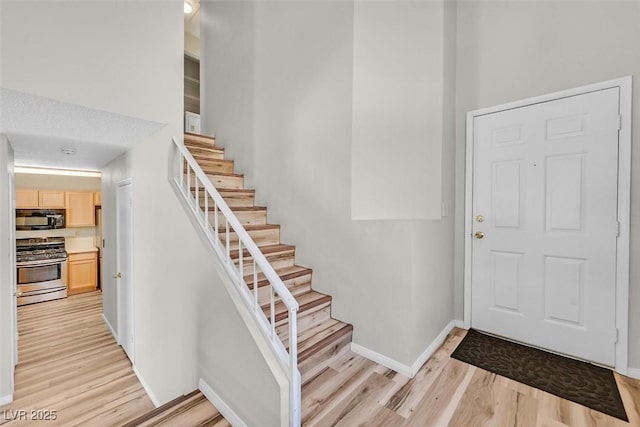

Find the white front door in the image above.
[
  {"left": 471, "top": 88, "right": 620, "bottom": 366},
  {"left": 117, "top": 179, "right": 134, "bottom": 361}
]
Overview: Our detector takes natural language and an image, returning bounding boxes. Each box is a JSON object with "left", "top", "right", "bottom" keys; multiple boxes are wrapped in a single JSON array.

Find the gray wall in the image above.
[
  {"left": 201, "top": 0, "right": 456, "bottom": 366},
  {"left": 0, "top": 135, "right": 15, "bottom": 401},
  {"left": 454, "top": 0, "right": 640, "bottom": 369}
]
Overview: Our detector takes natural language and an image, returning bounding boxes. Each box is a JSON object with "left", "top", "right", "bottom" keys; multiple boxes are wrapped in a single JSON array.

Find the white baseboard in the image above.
[
  {"left": 409, "top": 320, "right": 458, "bottom": 376},
  {"left": 351, "top": 319, "right": 460, "bottom": 378},
  {"left": 199, "top": 378, "right": 247, "bottom": 427},
  {"left": 133, "top": 365, "right": 161, "bottom": 408},
  {"left": 628, "top": 367, "right": 640, "bottom": 380},
  {"left": 102, "top": 313, "right": 119, "bottom": 343},
  {"left": 0, "top": 394, "right": 13, "bottom": 406},
  {"left": 350, "top": 342, "right": 413, "bottom": 377},
  {"left": 453, "top": 319, "right": 465, "bottom": 329}
]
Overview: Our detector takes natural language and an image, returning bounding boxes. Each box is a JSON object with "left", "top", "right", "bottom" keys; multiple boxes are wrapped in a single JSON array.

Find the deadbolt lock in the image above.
[{"left": 476, "top": 215, "right": 485, "bottom": 223}]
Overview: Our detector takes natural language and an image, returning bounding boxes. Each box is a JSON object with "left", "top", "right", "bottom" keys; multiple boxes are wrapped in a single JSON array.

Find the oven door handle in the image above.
[{"left": 16, "top": 258, "right": 67, "bottom": 267}]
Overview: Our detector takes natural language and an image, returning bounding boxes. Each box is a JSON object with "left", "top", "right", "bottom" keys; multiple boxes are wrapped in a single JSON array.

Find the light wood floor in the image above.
[
  {"left": 4, "top": 292, "right": 638, "bottom": 426},
  {"left": 301, "top": 328, "right": 640, "bottom": 426},
  {"left": 0, "top": 292, "right": 227, "bottom": 426},
  {"left": 0, "top": 292, "right": 154, "bottom": 426}
]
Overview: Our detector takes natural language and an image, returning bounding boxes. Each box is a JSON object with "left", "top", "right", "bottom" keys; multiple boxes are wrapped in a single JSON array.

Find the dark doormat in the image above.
[{"left": 451, "top": 329, "right": 628, "bottom": 422}]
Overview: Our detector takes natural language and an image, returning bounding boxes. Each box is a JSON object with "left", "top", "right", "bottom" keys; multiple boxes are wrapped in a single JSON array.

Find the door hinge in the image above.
[
  {"left": 616, "top": 220, "right": 621, "bottom": 237},
  {"left": 614, "top": 328, "right": 619, "bottom": 344},
  {"left": 617, "top": 115, "right": 622, "bottom": 131}
]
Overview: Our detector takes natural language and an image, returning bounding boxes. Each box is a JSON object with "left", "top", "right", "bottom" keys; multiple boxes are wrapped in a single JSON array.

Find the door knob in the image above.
[
  {"left": 113, "top": 272, "right": 122, "bottom": 279},
  {"left": 474, "top": 231, "right": 485, "bottom": 239},
  {"left": 15, "top": 291, "right": 22, "bottom": 297}
]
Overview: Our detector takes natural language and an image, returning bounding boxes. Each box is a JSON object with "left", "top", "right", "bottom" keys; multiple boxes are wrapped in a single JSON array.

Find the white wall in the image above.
[
  {"left": 0, "top": 1, "right": 178, "bottom": 123},
  {"left": 102, "top": 129, "right": 281, "bottom": 425},
  {"left": 202, "top": 0, "right": 455, "bottom": 367},
  {"left": 2, "top": 1, "right": 283, "bottom": 420},
  {"left": 454, "top": 0, "right": 640, "bottom": 369},
  {"left": 0, "top": 135, "right": 15, "bottom": 402},
  {"left": 351, "top": 1, "right": 443, "bottom": 220}
]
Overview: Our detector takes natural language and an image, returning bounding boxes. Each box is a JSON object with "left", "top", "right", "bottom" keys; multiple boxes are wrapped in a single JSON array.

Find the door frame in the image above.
[
  {"left": 463, "top": 76, "right": 632, "bottom": 374},
  {"left": 116, "top": 177, "right": 135, "bottom": 361}
]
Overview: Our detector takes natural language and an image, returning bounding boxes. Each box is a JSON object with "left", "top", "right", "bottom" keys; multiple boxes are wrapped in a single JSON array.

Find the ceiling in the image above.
[
  {"left": 1, "top": 89, "right": 164, "bottom": 170},
  {"left": 185, "top": 0, "right": 201, "bottom": 40}
]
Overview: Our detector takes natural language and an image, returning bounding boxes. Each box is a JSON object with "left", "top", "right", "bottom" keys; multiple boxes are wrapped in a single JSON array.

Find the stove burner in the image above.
[{"left": 16, "top": 237, "right": 67, "bottom": 263}]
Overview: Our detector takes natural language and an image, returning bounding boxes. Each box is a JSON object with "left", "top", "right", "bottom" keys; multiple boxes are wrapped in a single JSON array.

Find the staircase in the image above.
[
  {"left": 178, "top": 132, "right": 354, "bottom": 416},
  {"left": 123, "top": 390, "right": 230, "bottom": 426}
]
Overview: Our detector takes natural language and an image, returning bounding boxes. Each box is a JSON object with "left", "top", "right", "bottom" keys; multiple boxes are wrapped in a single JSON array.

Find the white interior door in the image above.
[
  {"left": 9, "top": 174, "right": 17, "bottom": 391},
  {"left": 116, "top": 179, "right": 134, "bottom": 361},
  {"left": 471, "top": 88, "right": 620, "bottom": 366}
]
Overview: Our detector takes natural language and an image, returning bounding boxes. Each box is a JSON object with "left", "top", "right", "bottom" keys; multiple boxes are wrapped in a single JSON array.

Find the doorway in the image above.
[
  {"left": 116, "top": 178, "right": 134, "bottom": 361},
  {"left": 464, "top": 77, "right": 632, "bottom": 373}
]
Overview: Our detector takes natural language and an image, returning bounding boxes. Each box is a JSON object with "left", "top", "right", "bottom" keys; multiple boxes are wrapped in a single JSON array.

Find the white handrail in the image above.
[{"left": 171, "top": 136, "right": 301, "bottom": 426}]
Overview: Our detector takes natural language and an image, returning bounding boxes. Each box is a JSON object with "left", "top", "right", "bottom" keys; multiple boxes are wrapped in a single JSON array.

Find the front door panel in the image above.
[{"left": 471, "top": 88, "right": 620, "bottom": 366}]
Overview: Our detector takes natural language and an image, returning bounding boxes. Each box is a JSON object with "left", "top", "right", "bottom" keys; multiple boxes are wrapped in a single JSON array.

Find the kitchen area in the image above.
[{"left": 15, "top": 169, "right": 103, "bottom": 306}]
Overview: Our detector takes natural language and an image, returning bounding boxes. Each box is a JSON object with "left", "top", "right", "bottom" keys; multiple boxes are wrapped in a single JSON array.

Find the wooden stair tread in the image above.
[
  {"left": 225, "top": 206, "right": 266, "bottom": 212},
  {"left": 263, "top": 290, "right": 331, "bottom": 322},
  {"left": 230, "top": 244, "right": 295, "bottom": 260},
  {"left": 195, "top": 158, "right": 234, "bottom": 166},
  {"left": 218, "top": 189, "right": 255, "bottom": 194},
  {"left": 190, "top": 148, "right": 225, "bottom": 157},
  {"left": 203, "top": 172, "right": 244, "bottom": 178},
  {"left": 218, "top": 223, "right": 279, "bottom": 233},
  {"left": 244, "top": 265, "right": 312, "bottom": 288},
  {"left": 184, "top": 132, "right": 216, "bottom": 142},
  {"left": 186, "top": 142, "right": 224, "bottom": 152},
  {"left": 297, "top": 320, "right": 353, "bottom": 363},
  {"left": 185, "top": 132, "right": 216, "bottom": 143}
]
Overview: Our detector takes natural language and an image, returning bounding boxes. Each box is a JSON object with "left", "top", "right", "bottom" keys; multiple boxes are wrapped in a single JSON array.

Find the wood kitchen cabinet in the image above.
[
  {"left": 39, "top": 191, "right": 66, "bottom": 208},
  {"left": 65, "top": 192, "right": 95, "bottom": 227},
  {"left": 15, "top": 189, "right": 39, "bottom": 208},
  {"left": 67, "top": 251, "right": 98, "bottom": 295},
  {"left": 16, "top": 189, "right": 66, "bottom": 209},
  {"left": 94, "top": 191, "right": 102, "bottom": 206}
]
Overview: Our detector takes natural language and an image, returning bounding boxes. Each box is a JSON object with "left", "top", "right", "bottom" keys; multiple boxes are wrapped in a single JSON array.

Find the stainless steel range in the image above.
[{"left": 16, "top": 237, "right": 68, "bottom": 306}]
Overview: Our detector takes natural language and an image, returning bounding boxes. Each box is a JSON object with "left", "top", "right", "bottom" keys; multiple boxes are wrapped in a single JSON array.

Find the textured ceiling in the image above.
[
  {"left": 0, "top": 88, "right": 164, "bottom": 170},
  {"left": 185, "top": 0, "right": 201, "bottom": 39}
]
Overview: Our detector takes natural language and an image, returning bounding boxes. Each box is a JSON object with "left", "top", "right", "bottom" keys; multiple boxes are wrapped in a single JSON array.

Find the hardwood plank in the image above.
[{"left": 0, "top": 292, "right": 156, "bottom": 426}]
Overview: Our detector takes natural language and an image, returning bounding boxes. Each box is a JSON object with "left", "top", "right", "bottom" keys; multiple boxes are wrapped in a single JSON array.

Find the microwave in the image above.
[{"left": 16, "top": 209, "right": 65, "bottom": 230}]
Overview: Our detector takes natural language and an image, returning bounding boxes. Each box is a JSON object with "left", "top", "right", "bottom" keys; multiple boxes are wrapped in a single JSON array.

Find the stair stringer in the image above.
[{"left": 170, "top": 176, "right": 292, "bottom": 427}]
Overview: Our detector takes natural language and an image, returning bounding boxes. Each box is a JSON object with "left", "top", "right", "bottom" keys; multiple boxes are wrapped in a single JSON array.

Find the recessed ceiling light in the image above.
[
  {"left": 184, "top": 0, "right": 193, "bottom": 14},
  {"left": 61, "top": 146, "right": 77, "bottom": 155}
]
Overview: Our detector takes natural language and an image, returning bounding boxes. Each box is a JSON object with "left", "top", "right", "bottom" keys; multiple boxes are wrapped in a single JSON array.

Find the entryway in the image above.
[{"left": 464, "top": 78, "right": 631, "bottom": 372}]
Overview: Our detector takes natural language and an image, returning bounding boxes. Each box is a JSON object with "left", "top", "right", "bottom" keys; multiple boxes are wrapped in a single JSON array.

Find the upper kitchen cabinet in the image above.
[
  {"left": 39, "top": 191, "right": 66, "bottom": 208},
  {"left": 65, "top": 192, "right": 95, "bottom": 227},
  {"left": 16, "top": 189, "right": 66, "bottom": 209},
  {"left": 15, "top": 189, "right": 39, "bottom": 208}
]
